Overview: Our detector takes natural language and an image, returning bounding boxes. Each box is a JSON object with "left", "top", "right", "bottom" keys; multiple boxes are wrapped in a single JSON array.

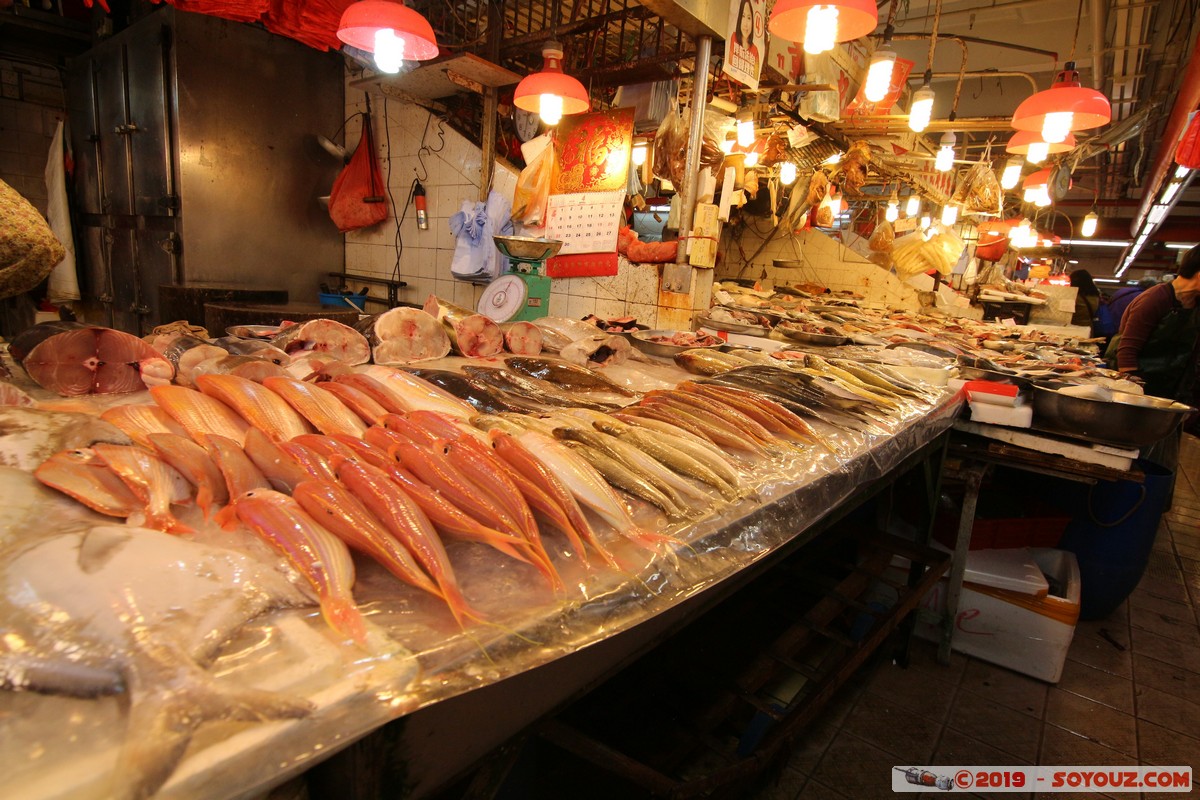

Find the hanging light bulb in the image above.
[
  {"left": 631, "top": 140, "right": 648, "bottom": 166},
  {"left": 1006, "top": 129, "right": 1073, "bottom": 166},
  {"left": 720, "top": 137, "right": 735, "bottom": 154},
  {"left": 1000, "top": 157, "right": 1024, "bottom": 190},
  {"left": 864, "top": 45, "right": 896, "bottom": 103},
  {"left": 935, "top": 131, "right": 956, "bottom": 172},
  {"left": 919, "top": 213, "right": 932, "bottom": 229},
  {"left": 905, "top": 194, "right": 920, "bottom": 217},
  {"left": 1033, "top": 187, "right": 1051, "bottom": 207},
  {"left": 769, "top": 1, "right": 878, "bottom": 55},
  {"left": 1026, "top": 140, "right": 1050, "bottom": 164},
  {"left": 909, "top": 81, "right": 935, "bottom": 132},
  {"left": 1012, "top": 61, "right": 1111, "bottom": 140},
  {"left": 338, "top": 0, "right": 439, "bottom": 71},
  {"left": 941, "top": 203, "right": 959, "bottom": 226},
  {"left": 885, "top": 201, "right": 899, "bottom": 222},
  {"left": 1081, "top": 210, "right": 1098, "bottom": 237},
  {"left": 779, "top": 161, "right": 798, "bottom": 185},
  {"left": 513, "top": 41, "right": 590, "bottom": 126},
  {"left": 737, "top": 111, "right": 755, "bottom": 147},
  {"left": 744, "top": 150, "right": 760, "bottom": 167}
]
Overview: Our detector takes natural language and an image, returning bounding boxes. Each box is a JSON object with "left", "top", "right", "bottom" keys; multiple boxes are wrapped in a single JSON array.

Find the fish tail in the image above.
[
  {"left": 322, "top": 596, "right": 368, "bottom": 646},
  {"left": 440, "top": 581, "right": 486, "bottom": 627},
  {"left": 144, "top": 510, "right": 194, "bottom": 535},
  {"left": 489, "top": 539, "right": 535, "bottom": 565},
  {"left": 622, "top": 526, "right": 683, "bottom": 554}
]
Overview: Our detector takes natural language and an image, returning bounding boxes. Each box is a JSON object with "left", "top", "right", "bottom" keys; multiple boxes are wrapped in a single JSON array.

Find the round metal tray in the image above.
[
  {"left": 630, "top": 330, "right": 723, "bottom": 358},
  {"left": 1031, "top": 386, "right": 1191, "bottom": 447},
  {"left": 696, "top": 316, "right": 768, "bottom": 336}
]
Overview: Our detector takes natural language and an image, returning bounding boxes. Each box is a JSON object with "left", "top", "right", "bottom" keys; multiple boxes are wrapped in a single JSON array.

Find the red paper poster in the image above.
[{"left": 844, "top": 57, "right": 915, "bottom": 116}]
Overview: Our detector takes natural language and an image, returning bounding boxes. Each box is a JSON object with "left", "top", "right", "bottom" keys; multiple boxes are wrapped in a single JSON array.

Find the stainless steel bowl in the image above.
[
  {"left": 630, "top": 330, "right": 722, "bottom": 358},
  {"left": 1031, "top": 386, "right": 1191, "bottom": 447},
  {"left": 492, "top": 235, "right": 563, "bottom": 261}
]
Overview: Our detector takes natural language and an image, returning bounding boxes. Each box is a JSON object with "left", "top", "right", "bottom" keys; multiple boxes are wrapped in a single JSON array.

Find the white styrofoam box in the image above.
[
  {"left": 967, "top": 401, "right": 1033, "bottom": 428},
  {"left": 961, "top": 547, "right": 1049, "bottom": 595},
  {"left": 910, "top": 548, "right": 1081, "bottom": 683}
]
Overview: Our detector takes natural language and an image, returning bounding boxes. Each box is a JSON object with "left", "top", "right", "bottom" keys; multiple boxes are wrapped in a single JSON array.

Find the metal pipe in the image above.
[
  {"left": 1130, "top": 27, "right": 1200, "bottom": 236},
  {"left": 900, "top": 0, "right": 1045, "bottom": 26},
  {"left": 674, "top": 34, "right": 712, "bottom": 269},
  {"left": 1091, "top": 0, "right": 1106, "bottom": 91},
  {"left": 915, "top": 70, "right": 1040, "bottom": 94}
]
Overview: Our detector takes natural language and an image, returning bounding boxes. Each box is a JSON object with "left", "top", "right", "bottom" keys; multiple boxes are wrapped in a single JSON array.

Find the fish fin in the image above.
[
  {"left": 116, "top": 641, "right": 312, "bottom": 800},
  {"left": 142, "top": 511, "right": 194, "bottom": 535},
  {"left": 321, "top": 596, "right": 368, "bottom": 646},
  {"left": 213, "top": 503, "right": 239, "bottom": 530},
  {"left": 77, "top": 526, "right": 133, "bottom": 574}
]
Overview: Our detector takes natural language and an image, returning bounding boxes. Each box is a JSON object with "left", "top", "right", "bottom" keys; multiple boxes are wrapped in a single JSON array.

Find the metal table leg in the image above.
[{"left": 941, "top": 462, "right": 988, "bottom": 664}]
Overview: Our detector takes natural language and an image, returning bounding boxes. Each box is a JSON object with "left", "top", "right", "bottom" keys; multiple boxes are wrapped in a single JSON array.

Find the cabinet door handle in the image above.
[{"left": 113, "top": 123, "right": 140, "bottom": 135}]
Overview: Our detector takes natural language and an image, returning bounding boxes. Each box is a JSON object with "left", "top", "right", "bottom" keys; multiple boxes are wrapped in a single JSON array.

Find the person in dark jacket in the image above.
[
  {"left": 1116, "top": 248, "right": 1200, "bottom": 401},
  {"left": 1069, "top": 269, "right": 1101, "bottom": 330},
  {"left": 1108, "top": 277, "right": 1157, "bottom": 331}
]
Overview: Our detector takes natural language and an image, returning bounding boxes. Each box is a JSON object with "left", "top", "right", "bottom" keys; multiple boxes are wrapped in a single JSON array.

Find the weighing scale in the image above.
[{"left": 480, "top": 236, "right": 562, "bottom": 322}]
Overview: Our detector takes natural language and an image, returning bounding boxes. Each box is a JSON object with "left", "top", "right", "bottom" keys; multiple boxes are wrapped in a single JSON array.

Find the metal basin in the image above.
[
  {"left": 493, "top": 235, "right": 563, "bottom": 262},
  {"left": 1031, "top": 386, "right": 1191, "bottom": 447}
]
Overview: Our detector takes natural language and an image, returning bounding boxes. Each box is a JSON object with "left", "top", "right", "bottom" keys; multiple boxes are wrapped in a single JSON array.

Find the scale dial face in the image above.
[
  {"left": 1050, "top": 166, "right": 1072, "bottom": 200},
  {"left": 478, "top": 274, "right": 528, "bottom": 322},
  {"left": 514, "top": 108, "right": 542, "bottom": 142}
]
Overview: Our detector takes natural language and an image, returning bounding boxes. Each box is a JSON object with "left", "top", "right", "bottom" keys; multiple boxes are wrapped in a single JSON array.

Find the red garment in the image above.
[{"left": 1117, "top": 283, "right": 1175, "bottom": 372}]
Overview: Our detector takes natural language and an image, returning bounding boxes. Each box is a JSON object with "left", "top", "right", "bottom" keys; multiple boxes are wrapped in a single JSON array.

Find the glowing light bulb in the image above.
[
  {"left": 373, "top": 28, "right": 406, "bottom": 74},
  {"left": 737, "top": 115, "right": 755, "bottom": 147},
  {"left": 1000, "top": 157, "right": 1023, "bottom": 190},
  {"left": 1081, "top": 211, "right": 1098, "bottom": 237},
  {"left": 885, "top": 201, "right": 898, "bottom": 222},
  {"left": 720, "top": 138, "right": 735, "bottom": 154},
  {"left": 1033, "top": 186, "right": 1051, "bottom": 207},
  {"left": 632, "top": 141, "right": 647, "bottom": 166},
  {"left": 935, "top": 145, "right": 954, "bottom": 172},
  {"left": 744, "top": 150, "right": 760, "bottom": 167},
  {"left": 780, "top": 161, "right": 797, "bottom": 185},
  {"left": 908, "top": 84, "right": 934, "bottom": 132},
  {"left": 941, "top": 204, "right": 959, "bottom": 226},
  {"left": 905, "top": 195, "right": 920, "bottom": 216},
  {"left": 864, "top": 47, "right": 896, "bottom": 103},
  {"left": 803, "top": 5, "right": 838, "bottom": 55},
  {"left": 1041, "top": 111, "right": 1074, "bottom": 144},
  {"left": 919, "top": 214, "right": 931, "bottom": 229},
  {"left": 1027, "top": 140, "right": 1049, "bottom": 164},
  {"left": 539, "top": 93, "right": 563, "bottom": 125}
]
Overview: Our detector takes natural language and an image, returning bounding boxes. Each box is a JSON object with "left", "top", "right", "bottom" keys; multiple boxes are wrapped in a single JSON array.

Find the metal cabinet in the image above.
[{"left": 68, "top": 8, "right": 344, "bottom": 334}]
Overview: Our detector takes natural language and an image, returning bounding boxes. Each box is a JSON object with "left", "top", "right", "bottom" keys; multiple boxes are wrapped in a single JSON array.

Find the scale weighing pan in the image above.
[{"left": 493, "top": 235, "right": 563, "bottom": 264}]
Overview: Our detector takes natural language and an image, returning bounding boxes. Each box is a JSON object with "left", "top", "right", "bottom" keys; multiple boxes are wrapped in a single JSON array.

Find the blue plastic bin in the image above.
[{"left": 318, "top": 292, "right": 368, "bottom": 308}]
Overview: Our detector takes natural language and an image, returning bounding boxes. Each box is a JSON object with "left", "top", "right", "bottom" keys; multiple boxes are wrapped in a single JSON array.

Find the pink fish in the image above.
[
  {"left": 319, "top": 381, "right": 390, "bottom": 425},
  {"left": 99, "top": 404, "right": 188, "bottom": 449},
  {"left": 330, "top": 373, "right": 407, "bottom": 415},
  {"left": 34, "top": 448, "right": 141, "bottom": 518},
  {"left": 378, "top": 414, "right": 438, "bottom": 447},
  {"left": 150, "top": 385, "right": 250, "bottom": 446},
  {"left": 277, "top": 441, "right": 338, "bottom": 483},
  {"left": 200, "top": 433, "right": 270, "bottom": 498},
  {"left": 242, "top": 427, "right": 315, "bottom": 493},
  {"left": 334, "top": 458, "right": 479, "bottom": 626},
  {"left": 292, "top": 480, "right": 442, "bottom": 601},
  {"left": 147, "top": 432, "right": 229, "bottom": 516},
  {"left": 195, "top": 374, "right": 313, "bottom": 441},
  {"left": 391, "top": 440, "right": 524, "bottom": 539},
  {"left": 12, "top": 322, "right": 174, "bottom": 396},
  {"left": 220, "top": 489, "right": 366, "bottom": 644},
  {"left": 91, "top": 443, "right": 193, "bottom": 533},
  {"left": 261, "top": 376, "right": 366, "bottom": 437}
]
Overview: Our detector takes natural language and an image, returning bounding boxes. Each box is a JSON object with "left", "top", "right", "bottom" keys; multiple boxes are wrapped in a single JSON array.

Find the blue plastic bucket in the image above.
[
  {"left": 318, "top": 292, "right": 368, "bottom": 308},
  {"left": 1058, "top": 459, "right": 1173, "bottom": 620}
]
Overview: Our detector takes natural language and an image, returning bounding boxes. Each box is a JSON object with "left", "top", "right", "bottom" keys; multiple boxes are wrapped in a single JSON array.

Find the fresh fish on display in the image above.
[
  {"left": 559, "top": 334, "right": 634, "bottom": 368},
  {"left": 553, "top": 427, "right": 689, "bottom": 520},
  {"left": 0, "top": 406, "right": 131, "bottom": 471},
  {"left": 148, "top": 432, "right": 228, "bottom": 516},
  {"left": 406, "top": 368, "right": 544, "bottom": 414},
  {"left": 150, "top": 385, "right": 252, "bottom": 446},
  {"left": 462, "top": 366, "right": 622, "bottom": 411},
  {"left": 354, "top": 366, "right": 478, "bottom": 419},
  {"left": 353, "top": 307, "right": 451, "bottom": 365},
  {"left": 0, "top": 380, "right": 35, "bottom": 406},
  {"left": 0, "top": 526, "right": 312, "bottom": 800},
  {"left": 201, "top": 433, "right": 272, "bottom": 498},
  {"left": 219, "top": 489, "right": 367, "bottom": 644},
  {"left": 587, "top": 414, "right": 740, "bottom": 500},
  {"left": 334, "top": 458, "right": 479, "bottom": 625},
  {"left": 34, "top": 448, "right": 141, "bottom": 518},
  {"left": 242, "top": 427, "right": 317, "bottom": 493},
  {"left": 195, "top": 373, "right": 313, "bottom": 441},
  {"left": 422, "top": 295, "right": 504, "bottom": 358},
  {"left": 210, "top": 336, "right": 292, "bottom": 365},
  {"left": 673, "top": 348, "right": 753, "bottom": 376},
  {"left": 10, "top": 322, "right": 175, "bottom": 396},
  {"left": 646, "top": 390, "right": 775, "bottom": 449},
  {"left": 269, "top": 319, "right": 371, "bottom": 366},
  {"left": 190, "top": 354, "right": 290, "bottom": 383},
  {"left": 277, "top": 441, "right": 339, "bottom": 483},
  {"left": 330, "top": 372, "right": 408, "bottom": 415},
  {"left": 90, "top": 443, "right": 193, "bottom": 533},
  {"left": 156, "top": 334, "right": 227, "bottom": 387},
  {"left": 634, "top": 396, "right": 772, "bottom": 458},
  {"left": 261, "top": 376, "right": 367, "bottom": 437},
  {"left": 503, "top": 356, "right": 638, "bottom": 397},
  {"left": 292, "top": 480, "right": 443, "bottom": 600},
  {"left": 499, "top": 321, "right": 543, "bottom": 356},
  {"left": 530, "top": 316, "right": 610, "bottom": 351},
  {"left": 100, "top": 404, "right": 189, "bottom": 449},
  {"left": 319, "top": 380, "right": 391, "bottom": 425},
  {"left": 678, "top": 382, "right": 831, "bottom": 450}
]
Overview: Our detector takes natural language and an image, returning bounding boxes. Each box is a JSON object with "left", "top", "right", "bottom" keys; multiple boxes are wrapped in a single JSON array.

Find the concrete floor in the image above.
[{"left": 753, "top": 434, "right": 1200, "bottom": 800}]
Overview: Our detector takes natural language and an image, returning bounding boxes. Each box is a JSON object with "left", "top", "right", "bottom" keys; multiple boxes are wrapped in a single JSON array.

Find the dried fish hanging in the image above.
[{"left": 951, "top": 138, "right": 1003, "bottom": 215}]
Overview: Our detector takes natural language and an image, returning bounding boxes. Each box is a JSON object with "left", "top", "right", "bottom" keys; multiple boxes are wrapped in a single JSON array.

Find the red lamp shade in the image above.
[
  {"left": 1022, "top": 168, "right": 1052, "bottom": 190},
  {"left": 768, "top": 0, "right": 878, "bottom": 44},
  {"left": 513, "top": 42, "right": 590, "bottom": 119},
  {"left": 337, "top": 0, "right": 439, "bottom": 60},
  {"left": 1005, "top": 129, "right": 1075, "bottom": 155},
  {"left": 1011, "top": 62, "right": 1111, "bottom": 136}
]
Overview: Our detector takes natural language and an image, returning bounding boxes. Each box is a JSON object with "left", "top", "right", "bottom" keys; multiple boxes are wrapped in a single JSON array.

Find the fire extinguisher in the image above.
[{"left": 413, "top": 179, "right": 429, "bottom": 230}]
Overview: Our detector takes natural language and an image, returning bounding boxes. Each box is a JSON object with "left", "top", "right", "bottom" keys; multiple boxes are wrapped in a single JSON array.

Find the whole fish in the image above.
[
  {"left": 319, "top": 380, "right": 390, "bottom": 425},
  {"left": 680, "top": 382, "right": 832, "bottom": 451},
  {"left": 34, "top": 448, "right": 141, "bottom": 518},
  {"left": 405, "top": 368, "right": 541, "bottom": 414},
  {"left": 673, "top": 349, "right": 746, "bottom": 377},
  {"left": 100, "top": 404, "right": 189, "bottom": 450},
  {"left": 0, "top": 526, "right": 311, "bottom": 800},
  {"left": 220, "top": 489, "right": 367, "bottom": 644},
  {"left": 561, "top": 439, "right": 686, "bottom": 520},
  {"left": 590, "top": 416, "right": 738, "bottom": 500},
  {"left": 405, "top": 409, "right": 493, "bottom": 447},
  {"left": 634, "top": 398, "right": 771, "bottom": 457},
  {"left": 210, "top": 336, "right": 292, "bottom": 365},
  {"left": 150, "top": 385, "right": 251, "bottom": 446},
  {"left": 503, "top": 356, "right": 637, "bottom": 397},
  {"left": 292, "top": 480, "right": 442, "bottom": 600},
  {"left": 201, "top": 433, "right": 271, "bottom": 499},
  {"left": 462, "top": 366, "right": 620, "bottom": 411},
  {"left": 242, "top": 427, "right": 314, "bottom": 493},
  {"left": 334, "top": 458, "right": 479, "bottom": 625},
  {"left": 355, "top": 366, "right": 477, "bottom": 419},
  {"left": 646, "top": 390, "right": 775, "bottom": 445},
  {"left": 91, "top": 443, "right": 193, "bottom": 533},
  {"left": 330, "top": 373, "right": 408, "bottom": 415},
  {"left": 191, "top": 354, "right": 289, "bottom": 383},
  {"left": 195, "top": 373, "right": 313, "bottom": 441},
  {"left": 261, "top": 376, "right": 367, "bottom": 437},
  {"left": 585, "top": 414, "right": 742, "bottom": 494},
  {"left": 148, "top": 432, "right": 228, "bottom": 516},
  {"left": 0, "top": 407, "right": 131, "bottom": 472},
  {"left": 277, "top": 441, "right": 339, "bottom": 482}
]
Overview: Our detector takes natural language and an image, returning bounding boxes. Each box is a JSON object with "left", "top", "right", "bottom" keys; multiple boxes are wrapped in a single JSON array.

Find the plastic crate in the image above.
[{"left": 318, "top": 291, "right": 368, "bottom": 308}]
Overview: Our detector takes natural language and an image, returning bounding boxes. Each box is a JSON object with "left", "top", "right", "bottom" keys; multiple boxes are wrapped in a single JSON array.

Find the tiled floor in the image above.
[{"left": 756, "top": 434, "right": 1200, "bottom": 800}]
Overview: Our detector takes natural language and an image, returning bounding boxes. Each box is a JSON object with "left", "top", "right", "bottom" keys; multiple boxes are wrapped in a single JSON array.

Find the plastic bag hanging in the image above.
[{"left": 328, "top": 112, "right": 389, "bottom": 233}]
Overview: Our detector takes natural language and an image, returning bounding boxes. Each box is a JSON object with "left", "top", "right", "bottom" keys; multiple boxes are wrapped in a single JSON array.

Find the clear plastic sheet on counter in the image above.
[{"left": 0, "top": 351, "right": 962, "bottom": 800}]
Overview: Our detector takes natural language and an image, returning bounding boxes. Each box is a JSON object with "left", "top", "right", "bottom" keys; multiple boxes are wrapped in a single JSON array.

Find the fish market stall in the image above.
[{"left": 0, "top": 311, "right": 962, "bottom": 800}]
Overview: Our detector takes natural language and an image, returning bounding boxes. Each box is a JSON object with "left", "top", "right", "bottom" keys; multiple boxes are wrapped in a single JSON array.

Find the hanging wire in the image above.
[{"left": 1067, "top": 0, "right": 1086, "bottom": 64}]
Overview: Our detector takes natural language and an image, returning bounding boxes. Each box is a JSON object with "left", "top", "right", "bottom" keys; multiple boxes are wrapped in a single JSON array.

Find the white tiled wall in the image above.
[{"left": 716, "top": 227, "right": 924, "bottom": 311}]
